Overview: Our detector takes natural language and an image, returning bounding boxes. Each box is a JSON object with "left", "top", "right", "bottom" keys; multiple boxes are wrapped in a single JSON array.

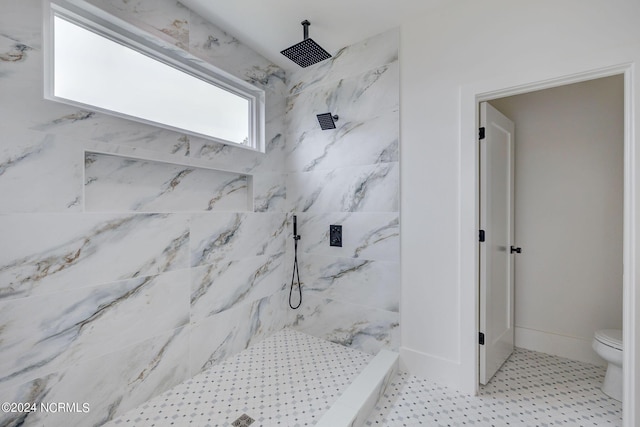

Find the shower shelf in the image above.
[{"left": 83, "top": 144, "right": 253, "bottom": 212}]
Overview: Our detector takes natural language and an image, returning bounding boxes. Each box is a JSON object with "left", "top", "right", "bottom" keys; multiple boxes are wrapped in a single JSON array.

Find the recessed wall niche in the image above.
[{"left": 84, "top": 152, "right": 251, "bottom": 212}]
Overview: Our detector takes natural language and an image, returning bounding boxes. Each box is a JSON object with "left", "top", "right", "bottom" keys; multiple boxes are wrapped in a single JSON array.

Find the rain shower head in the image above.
[
  {"left": 317, "top": 113, "right": 339, "bottom": 130},
  {"left": 281, "top": 20, "right": 332, "bottom": 68}
]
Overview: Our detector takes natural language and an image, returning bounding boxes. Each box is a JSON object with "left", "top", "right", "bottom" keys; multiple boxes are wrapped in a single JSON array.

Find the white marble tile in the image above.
[
  {"left": 190, "top": 253, "right": 285, "bottom": 321},
  {"left": 0, "top": 0, "right": 41, "bottom": 51},
  {"left": 286, "top": 62, "right": 399, "bottom": 140},
  {"left": 189, "top": 291, "right": 289, "bottom": 373},
  {"left": 0, "top": 269, "right": 189, "bottom": 391},
  {"left": 0, "top": 30, "right": 56, "bottom": 134},
  {"left": 90, "top": 0, "right": 191, "bottom": 48},
  {"left": 253, "top": 172, "right": 287, "bottom": 212},
  {"left": 91, "top": 123, "right": 201, "bottom": 157},
  {"left": 287, "top": 162, "right": 399, "bottom": 213},
  {"left": 188, "top": 12, "right": 286, "bottom": 95},
  {"left": 285, "top": 111, "right": 398, "bottom": 173},
  {"left": 299, "top": 256, "right": 399, "bottom": 312},
  {"left": 190, "top": 212, "right": 286, "bottom": 266},
  {"left": 85, "top": 152, "right": 249, "bottom": 212},
  {"left": 0, "top": 326, "right": 190, "bottom": 427},
  {"left": 0, "top": 126, "right": 83, "bottom": 212},
  {"left": 288, "top": 28, "right": 398, "bottom": 96},
  {"left": 288, "top": 294, "right": 400, "bottom": 355},
  {"left": 295, "top": 212, "right": 400, "bottom": 261},
  {"left": 0, "top": 213, "right": 189, "bottom": 300}
]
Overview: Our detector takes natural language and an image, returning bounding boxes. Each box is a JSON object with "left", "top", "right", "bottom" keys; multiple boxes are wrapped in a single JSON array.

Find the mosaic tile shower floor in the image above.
[
  {"left": 366, "top": 347, "right": 622, "bottom": 426},
  {"left": 106, "top": 328, "right": 372, "bottom": 427}
]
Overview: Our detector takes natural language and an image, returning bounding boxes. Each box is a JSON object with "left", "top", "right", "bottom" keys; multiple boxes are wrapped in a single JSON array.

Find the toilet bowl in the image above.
[{"left": 592, "top": 329, "right": 623, "bottom": 401}]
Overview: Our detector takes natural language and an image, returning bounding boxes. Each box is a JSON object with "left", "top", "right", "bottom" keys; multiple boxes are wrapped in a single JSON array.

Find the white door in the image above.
[{"left": 479, "top": 101, "right": 516, "bottom": 385}]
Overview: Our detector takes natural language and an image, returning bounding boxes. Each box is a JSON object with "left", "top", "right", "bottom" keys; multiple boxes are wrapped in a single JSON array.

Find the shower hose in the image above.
[{"left": 289, "top": 232, "right": 302, "bottom": 309}]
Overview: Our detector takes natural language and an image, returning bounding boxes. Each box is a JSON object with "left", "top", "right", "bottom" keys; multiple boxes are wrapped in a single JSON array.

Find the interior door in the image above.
[{"left": 479, "top": 101, "right": 516, "bottom": 385}]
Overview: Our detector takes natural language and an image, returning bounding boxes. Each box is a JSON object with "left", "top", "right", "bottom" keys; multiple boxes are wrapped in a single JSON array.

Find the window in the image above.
[{"left": 45, "top": 0, "right": 265, "bottom": 152}]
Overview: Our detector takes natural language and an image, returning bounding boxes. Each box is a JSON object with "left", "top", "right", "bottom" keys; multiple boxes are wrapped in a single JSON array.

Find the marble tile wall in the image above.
[
  {"left": 84, "top": 153, "right": 251, "bottom": 212},
  {"left": 0, "top": 0, "right": 289, "bottom": 425},
  {"left": 0, "top": 0, "right": 401, "bottom": 424},
  {"left": 284, "top": 29, "right": 401, "bottom": 354}
]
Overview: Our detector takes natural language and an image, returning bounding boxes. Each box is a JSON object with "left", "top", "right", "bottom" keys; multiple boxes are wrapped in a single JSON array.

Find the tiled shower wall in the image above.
[
  {"left": 0, "top": 0, "right": 289, "bottom": 425},
  {"left": 0, "top": 0, "right": 400, "bottom": 424},
  {"left": 284, "top": 29, "right": 401, "bottom": 354}
]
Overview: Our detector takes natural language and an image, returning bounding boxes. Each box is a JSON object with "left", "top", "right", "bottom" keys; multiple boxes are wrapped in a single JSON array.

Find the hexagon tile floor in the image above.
[{"left": 365, "top": 347, "right": 622, "bottom": 426}]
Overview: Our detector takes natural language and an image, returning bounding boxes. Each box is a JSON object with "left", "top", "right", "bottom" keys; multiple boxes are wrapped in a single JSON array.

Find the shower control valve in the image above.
[{"left": 329, "top": 225, "right": 342, "bottom": 247}]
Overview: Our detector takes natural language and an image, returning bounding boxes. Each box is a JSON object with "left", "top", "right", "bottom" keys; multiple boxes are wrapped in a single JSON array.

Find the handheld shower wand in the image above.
[{"left": 289, "top": 215, "right": 302, "bottom": 309}]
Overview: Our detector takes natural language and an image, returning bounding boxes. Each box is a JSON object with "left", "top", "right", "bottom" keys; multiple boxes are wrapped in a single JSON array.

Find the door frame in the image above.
[{"left": 459, "top": 63, "right": 635, "bottom": 425}]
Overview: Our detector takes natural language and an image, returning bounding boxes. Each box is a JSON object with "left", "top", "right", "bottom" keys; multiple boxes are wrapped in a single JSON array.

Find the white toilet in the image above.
[{"left": 592, "top": 329, "right": 623, "bottom": 401}]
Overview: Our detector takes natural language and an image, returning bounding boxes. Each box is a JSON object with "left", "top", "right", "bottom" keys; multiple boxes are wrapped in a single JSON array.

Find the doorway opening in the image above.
[
  {"left": 469, "top": 68, "right": 631, "bottom": 424},
  {"left": 479, "top": 75, "right": 624, "bottom": 384}
]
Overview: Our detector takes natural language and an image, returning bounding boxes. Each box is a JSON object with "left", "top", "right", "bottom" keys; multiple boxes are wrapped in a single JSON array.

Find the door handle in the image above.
[{"left": 510, "top": 246, "right": 521, "bottom": 254}]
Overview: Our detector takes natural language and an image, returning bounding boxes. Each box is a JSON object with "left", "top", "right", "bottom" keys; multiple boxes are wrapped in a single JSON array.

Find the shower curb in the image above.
[{"left": 316, "top": 349, "right": 399, "bottom": 427}]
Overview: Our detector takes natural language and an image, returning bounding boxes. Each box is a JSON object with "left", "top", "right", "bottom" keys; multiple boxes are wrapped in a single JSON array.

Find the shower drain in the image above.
[{"left": 231, "top": 413, "right": 255, "bottom": 427}]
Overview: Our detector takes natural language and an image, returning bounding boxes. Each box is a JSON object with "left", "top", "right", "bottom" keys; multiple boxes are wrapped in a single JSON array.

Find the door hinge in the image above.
[
  {"left": 479, "top": 229, "right": 485, "bottom": 242},
  {"left": 479, "top": 332, "right": 485, "bottom": 345},
  {"left": 479, "top": 127, "right": 485, "bottom": 140}
]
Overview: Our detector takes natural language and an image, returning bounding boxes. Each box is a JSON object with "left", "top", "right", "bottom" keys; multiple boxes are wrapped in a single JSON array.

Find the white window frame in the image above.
[{"left": 43, "top": 0, "right": 266, "bottom": 152}]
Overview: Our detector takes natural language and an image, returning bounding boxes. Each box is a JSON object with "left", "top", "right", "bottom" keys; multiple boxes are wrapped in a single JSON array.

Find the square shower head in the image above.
[
  {"left": 316, "top": 113, "right": 338, "bottom": 130},
  {"left": 281, "top": 38, "right": 332, "bottom": 68}
]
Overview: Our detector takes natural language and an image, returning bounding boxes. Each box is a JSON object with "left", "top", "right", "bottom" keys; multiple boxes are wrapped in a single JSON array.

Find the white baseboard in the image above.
[
  {"left": 399, "top": 346, "right": 473, "bottom": 393},
  {"left": 515, "top": 327, "right": 606, "bottom": 366}
]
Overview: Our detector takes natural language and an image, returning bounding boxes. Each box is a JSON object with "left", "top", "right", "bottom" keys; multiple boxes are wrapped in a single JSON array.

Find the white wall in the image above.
[
  {"left": 399, "top": 0, "right": 640, "bottom": 421},
  {"left": 490, "top": 76, "right": 624, "bottom": 365}
]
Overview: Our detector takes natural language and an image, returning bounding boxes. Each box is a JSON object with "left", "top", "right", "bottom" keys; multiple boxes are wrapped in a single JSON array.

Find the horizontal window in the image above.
[{"left": 45, "top": 0, "right": 265, "bottom": 152}]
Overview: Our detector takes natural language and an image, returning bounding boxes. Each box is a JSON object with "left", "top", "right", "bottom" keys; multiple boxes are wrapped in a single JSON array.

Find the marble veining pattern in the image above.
[
  {"left": 0, "top": 269, "right": 189, "bottom": 391},
  {"left": 189, "top": 291, "right": 289, "bottom": 373},
  {"left": 0, "top": 1, "right": 41, "bottom": 53},
  {"left": 0, "top": 0, "right": 291, "bottom": 426},
  {"left": 0, "top": 2, "right": 404, "bottom": 426},
  {"left": 0, "top": 213, "right": 189, "bottom": 300},
  {"left": 190, "top": 253, "right": 285, "bottom": 321},
  {"left": 285, "top": 62, "right": 399, "bottom": 140},
  {"left": 286, "top": 114, "right": 399, "bottom": 173},
  {"left": 252, "top": 173, "right": 287, "bottom": 213},
  {"left": 288, "top": 28, "right": 399, "bottom": 96},
  {"left": 288, "top": 294, "right": 400, "bottom": 355},
  {"left": 0, "top": 327, "right": 191, "bottom": 427},
  {"left": 92, "top": 0, "right": 191, "bottom": 48},
  {"left": 282, "top": 27, "right": 400, "bottom": 357},
  {"left": 0, "top": 126, "right": 83, "bottom": 212},
  {"left": 300, "top": 256, "right": 400, "bottom": 312},
  {"left": 187, "top": 13, "right": 286, "bottom": 94},
  {"left": 190, "top": 213, "right": 287, "bottom": 267},
  {"left": 297, "top": 212, "right": 400, "bottom": 262},
  {"left": 85, "top": 152, "right": 249, "bottom": 212},
  {"left": 287, "top": 163, "right": 399, "bottom": 213}
]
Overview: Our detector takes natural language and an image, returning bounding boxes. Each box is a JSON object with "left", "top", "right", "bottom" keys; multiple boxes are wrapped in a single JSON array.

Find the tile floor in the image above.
[
  {"left": 106, "top": 328, "right": 372, "bottom": 427},
  {"left": 366, "top": 347, "right": 622, "bottom": 426}
]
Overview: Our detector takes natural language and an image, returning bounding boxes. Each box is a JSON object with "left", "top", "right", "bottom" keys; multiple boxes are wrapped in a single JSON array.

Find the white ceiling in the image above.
[{"left": 181, "top": 0, "right": 446, "bottom": 71}]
